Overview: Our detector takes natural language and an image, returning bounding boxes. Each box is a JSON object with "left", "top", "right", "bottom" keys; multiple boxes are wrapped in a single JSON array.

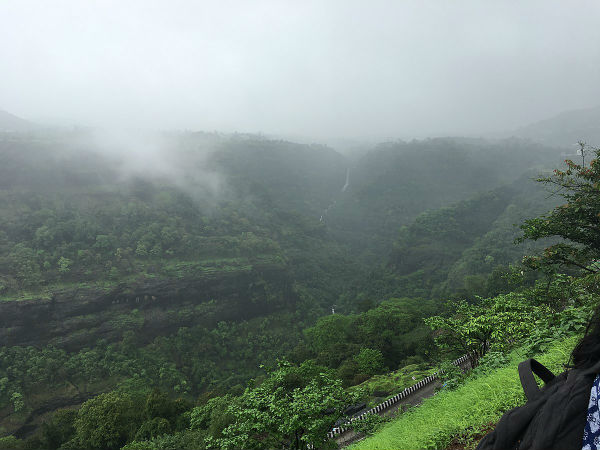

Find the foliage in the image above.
[
  {"left": 212, "top": 359, "right": 354, "bottom": 450},
  {"left": 120, "top": 430, "right": 206, "bottom": 450},
  {"left": 134, "top": 418, "right": 171, "bottom": 441},
  {"left": 0, "top": 132, "right": 571, "bottom": 441},
  {"left": 40, "top": 409, "right": 77, "bottom": 450},
  {"left": 72, "top": 391, "right": 141, "bottom": 450},
  {"left": 426, "top": 292, "right": 549, "bottom": 362},
  {"left": 301, "top": 297, "right": 437, "bottom": 385},
  {"left": 353, "top": 348, "right": 386, "bottom": 376},
  {"left": 189, "top": 394, "right": 237, "bottom": 440},
  {"left": 437, "top": 360, "right": 465, "bottom": 391},
  {"left": 349, "top": 363, "right": 435, "bottom": 405},
  {"left": 0, "top": 133, "right": 370, "bottom": 437},
  {"left": 347, "top": 413, "right": 390, "bottom": 436},
  {"left": 0, "top": 436, "right": 25, "bottom": 450},
  {"left": 374, "top": 173, "right": 557, "bottom": 300},
  {"left": 328, "top": 137, "right": 558, "bottom": 263},
  {"left": 520, "top": 144, "right": 600, "bottom": 274},
  {"left": 14, "top": 389, "right": 191, "bottom": 450},
  {"left": 469, "top": 351, "right": 511, "bottom": 375},
  {"left": 520, "top": 302, "right": 593, "bottom": 356},
  {"left": 303, "top": 314, "right": 355, "bottom": 368},
  {"left": 10, "top": 391, "right": 24, "bottom": 412},
  {"left": 351, "top": 336, "right": 578, "bottom": 450},
  {"left": 0, "top": 312, "right": 303, "bottom": 415}
]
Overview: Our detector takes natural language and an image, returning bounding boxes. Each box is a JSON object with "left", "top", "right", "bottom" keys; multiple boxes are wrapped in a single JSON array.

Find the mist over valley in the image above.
[{"left": 1, "top": 1, "right": 600, "bottom": 449}]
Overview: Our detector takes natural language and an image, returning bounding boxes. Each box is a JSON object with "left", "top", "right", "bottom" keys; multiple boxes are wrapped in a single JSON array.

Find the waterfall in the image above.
[
  {"left": 320, "top": 168, "right": 350, "bottom": 222},
  {"left": 341, "top": 168, "right": 350, "bottom": 192}
]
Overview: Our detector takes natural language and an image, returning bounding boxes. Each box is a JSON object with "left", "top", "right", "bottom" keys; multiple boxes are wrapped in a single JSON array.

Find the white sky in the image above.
[{"left": 1, "top": 0, "right": 599, "bottom": 140}]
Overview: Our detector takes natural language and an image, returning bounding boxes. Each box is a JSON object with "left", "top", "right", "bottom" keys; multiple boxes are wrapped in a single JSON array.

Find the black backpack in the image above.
[{"left": 476, "top": 358, "right": 600, "bottom": 450}]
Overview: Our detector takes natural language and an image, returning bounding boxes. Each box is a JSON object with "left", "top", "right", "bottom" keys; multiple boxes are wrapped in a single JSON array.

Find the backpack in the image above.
[{"left": 476, "top": 358, "right": 600, "bottom": 450}]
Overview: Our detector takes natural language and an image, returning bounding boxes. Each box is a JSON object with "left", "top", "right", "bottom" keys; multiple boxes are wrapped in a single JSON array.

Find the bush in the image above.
[
  {"left": 437, "top": 360, "right": 465, "bottom": 391},
  {"left": 470, "top": 351, "right": 511, "bottom": 376}
]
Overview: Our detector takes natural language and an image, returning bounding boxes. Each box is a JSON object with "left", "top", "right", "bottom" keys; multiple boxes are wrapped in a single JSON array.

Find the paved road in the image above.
[
  {"left": 335, "top": 379, "right": 442, "bottom": 447},
  {"left": 335, "top": 358, "right": 472, "bottom": 447}
]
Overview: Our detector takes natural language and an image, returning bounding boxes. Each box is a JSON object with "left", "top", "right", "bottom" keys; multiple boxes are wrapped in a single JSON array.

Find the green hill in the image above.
[{"left": 0, "top": 127, "right": 581, "bottom": 448}]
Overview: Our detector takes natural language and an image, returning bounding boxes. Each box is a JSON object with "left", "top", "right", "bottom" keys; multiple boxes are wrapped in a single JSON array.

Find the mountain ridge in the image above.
[
  {"left": 512, "top": 105, "right": 600, "bottom": 147},
  {"left": 0, "top": 110, "right": 37, "bottom": 132}
]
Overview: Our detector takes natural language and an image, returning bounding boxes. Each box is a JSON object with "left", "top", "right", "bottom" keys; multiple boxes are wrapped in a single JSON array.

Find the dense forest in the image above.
[{"left": 0, "top": 126, "right": 593, "bottom": 450}]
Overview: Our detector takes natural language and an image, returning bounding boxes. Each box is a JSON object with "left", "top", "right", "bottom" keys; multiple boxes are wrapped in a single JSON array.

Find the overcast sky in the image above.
[{"left": 1, "top": 0, "right": 599, "bottom": 141}]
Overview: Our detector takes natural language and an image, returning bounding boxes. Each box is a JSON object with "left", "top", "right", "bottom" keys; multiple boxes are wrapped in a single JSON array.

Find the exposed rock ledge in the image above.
[{"left": 0, "top": 261, "right": 292, "bottom": 351}]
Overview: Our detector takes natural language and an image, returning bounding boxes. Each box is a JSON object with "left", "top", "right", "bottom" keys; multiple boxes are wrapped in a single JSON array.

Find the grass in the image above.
[{"left": 350, "top": 336, "right": 578, "bottom": 450}]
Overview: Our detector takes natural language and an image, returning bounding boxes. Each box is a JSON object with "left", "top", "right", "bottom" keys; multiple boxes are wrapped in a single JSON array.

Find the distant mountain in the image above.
[
  {"left": 326, "top": 137, "right": 560, "bottom": 260},
  {"left": 0, "top": 109, "right": 37, "bottom": 132},
  {"left": 513, "top": 105, "right": 600, "bottom": 147}
]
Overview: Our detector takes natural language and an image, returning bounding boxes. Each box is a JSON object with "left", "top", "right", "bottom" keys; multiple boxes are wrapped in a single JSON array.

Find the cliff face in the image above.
[{"left": 0, "top": 261, "right": 293, "bottom": 351}]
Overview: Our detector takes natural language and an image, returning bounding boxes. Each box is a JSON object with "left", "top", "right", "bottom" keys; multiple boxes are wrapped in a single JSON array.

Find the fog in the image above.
[
  {"left": 1, "top": 0, "right": 600, "bottom": 141},
  {"left": 88, "top": 129, "right": 225, "bottom": 200}
]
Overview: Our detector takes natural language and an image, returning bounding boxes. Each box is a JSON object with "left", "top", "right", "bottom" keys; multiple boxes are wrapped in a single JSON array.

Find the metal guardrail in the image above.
[{"left": 327, "top": 354, "right": 471, "bottom": 438}]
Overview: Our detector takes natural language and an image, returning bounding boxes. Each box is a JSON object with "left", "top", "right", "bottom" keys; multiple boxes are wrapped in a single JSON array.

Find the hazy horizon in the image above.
[{"left": 2, "top": 0, "right": 600, "bottom": 142}]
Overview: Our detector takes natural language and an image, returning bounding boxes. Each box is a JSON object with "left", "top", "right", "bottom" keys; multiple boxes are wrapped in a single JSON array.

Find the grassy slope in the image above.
[{"left": 351, "top": 336, "right": 578, "bottom": 450}]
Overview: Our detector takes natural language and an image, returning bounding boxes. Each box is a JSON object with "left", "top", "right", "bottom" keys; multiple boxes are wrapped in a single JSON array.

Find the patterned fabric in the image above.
[{"left": 583, "top": 375, "right": 600, "bottom": 450}]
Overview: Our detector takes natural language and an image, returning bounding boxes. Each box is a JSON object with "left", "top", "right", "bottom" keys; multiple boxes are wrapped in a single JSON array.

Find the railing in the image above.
[{"left": 327, "top": 354, "right": 471, "bottom": 438}]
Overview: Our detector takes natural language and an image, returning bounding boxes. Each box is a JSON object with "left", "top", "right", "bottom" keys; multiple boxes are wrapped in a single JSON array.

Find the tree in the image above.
[
  {"left": 519, "top": 144, "right": 600, "bottom": 274},
  {"left": 72, "top": 391, "right": 141, "bottom": 450},
  {"left": 355, "top": 297, "right": 430, "bottom": 368},
  {"left": 144, "top": 389, "right": 176, "bottom": 422},
  {"left": 8, "top": 243, "right": 42, "bottom": 287},
  {"left": 425, "top": 293, "right": 546, "bottom": 364},
  {"left": 213, "top": 360, "right": 354, "bottom": 450},
  {"left": 353, "top": 348, "right": 386, "bottom": 376},
  {"left": 190, "top": 394, "right": 237, "bottom": 441},
  {"left": 58, "top": 256, "right": 72, "bottom": 274},
  {"left": 41, "top": 409, "right": 77, "bottom": 450},
  {"left": 11, "top": 391, "right": 24, "bottom": 412},
  {"left": 134, "top": 417, "right": 171, "bottom": 441},
  {"left": 303, "top": 314, "right": 356, "bottom": 367}
]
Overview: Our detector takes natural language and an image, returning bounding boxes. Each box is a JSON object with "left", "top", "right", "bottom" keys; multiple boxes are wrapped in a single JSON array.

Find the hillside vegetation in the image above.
[
  {"left": 352, "top": 336, "right": 581, "bottom": 450},
  {"left": 0, "top": 129, "right": 596, "bottom": 450}
]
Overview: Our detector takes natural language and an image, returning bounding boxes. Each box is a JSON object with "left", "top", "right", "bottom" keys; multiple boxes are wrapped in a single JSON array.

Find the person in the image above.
[
  {"left": 477, "top": 306, "right": 600, "bottom": 450},
  {"left": 572, "top": 307, "right": 600, "bottom": 449}
]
